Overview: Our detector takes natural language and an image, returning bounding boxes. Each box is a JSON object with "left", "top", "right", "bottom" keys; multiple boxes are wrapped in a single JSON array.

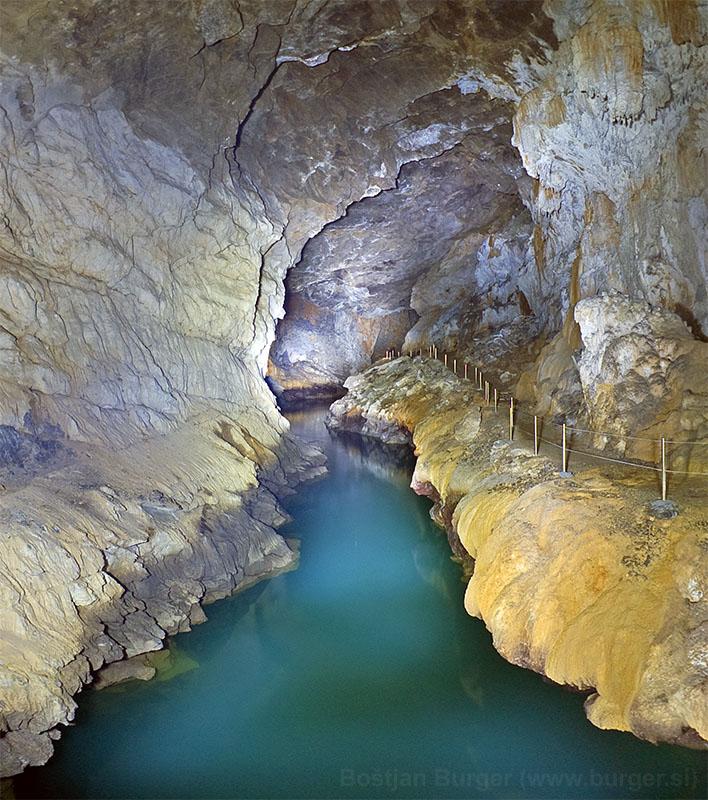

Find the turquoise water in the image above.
[{"left": 15, "top": 408, "right": 706, "bottom": 800}]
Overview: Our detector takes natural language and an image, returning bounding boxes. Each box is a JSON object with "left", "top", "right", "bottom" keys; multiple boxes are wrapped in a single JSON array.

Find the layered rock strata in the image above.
[
  {"left": 0, "top": 0, "right": 552, "bottom": 776},
  {"left": 0, "top": 401, "right": 325, "bottom": 777},
  {"left": 328, "top": 357, "right": 707, "bottom": 748}
]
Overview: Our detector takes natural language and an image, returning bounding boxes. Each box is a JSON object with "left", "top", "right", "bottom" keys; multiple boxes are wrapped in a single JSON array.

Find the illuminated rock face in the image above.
[
  {"left": 0, "top": 0, "right": 554, "bottom": 774},
  {"left": 272, "top": 116, "right": 533, "bottom": 398},
  {"left": 516, "top": 0, "right": 707, "bottom": 329},
  {"left": 513, "top": 0, "right": 707, "bottom": 431},
  {"left": 328, "top": 358, "right": 707, "bottom": 749},
  {"left": 573, "top": 296, "right": 708, "bottom": 464},
  {"left": 0, "top": 0, "right": 705, "bottom": 776},
  {"left": 267, "top": 294, "right": 416, "bottom": 403}
]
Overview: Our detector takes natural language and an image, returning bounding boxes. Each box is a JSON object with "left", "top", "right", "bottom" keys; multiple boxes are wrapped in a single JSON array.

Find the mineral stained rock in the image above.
[
  {"left": 0, "top": 0, "right": 706, "bottom": 777},
  {"left": 328, "top": 357, "right": 707, "bottom": 749},
  {"left": 515, "top": 1, "right": 707, "bottom": 330}
]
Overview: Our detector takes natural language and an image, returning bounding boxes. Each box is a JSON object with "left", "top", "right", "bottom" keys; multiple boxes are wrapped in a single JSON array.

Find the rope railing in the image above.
[
  {"left": 381, "top": 347, "right": 708, "bottom": 496},
  {"left": 514, "top": 410, "right": 708, "bottom": 447}
]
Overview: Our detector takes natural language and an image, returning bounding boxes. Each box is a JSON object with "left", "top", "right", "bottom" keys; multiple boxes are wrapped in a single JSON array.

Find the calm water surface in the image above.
[{"left": 16, "top": 408, "right": 706, "bottom": 799}]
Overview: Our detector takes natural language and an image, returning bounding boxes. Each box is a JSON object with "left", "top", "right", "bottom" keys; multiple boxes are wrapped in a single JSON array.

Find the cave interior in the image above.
[{"left": 0, "top": 0, "right": 707, "bottom": 781}]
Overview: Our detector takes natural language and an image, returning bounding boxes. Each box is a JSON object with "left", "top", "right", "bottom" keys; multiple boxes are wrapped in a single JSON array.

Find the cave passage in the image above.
[{"left": 14, "top": 409, "right": 705, "bottom": 800}]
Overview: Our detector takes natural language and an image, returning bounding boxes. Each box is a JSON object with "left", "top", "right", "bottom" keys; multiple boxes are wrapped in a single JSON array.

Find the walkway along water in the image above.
[
  {"left": 385, "top": 349, "right": 708, "bottom": 503},
  {"left": 13, "top": 407, "right": 707, "bottom": 800}
]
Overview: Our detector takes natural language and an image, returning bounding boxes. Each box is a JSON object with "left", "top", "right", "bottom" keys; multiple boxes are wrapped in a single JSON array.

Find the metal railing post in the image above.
[
  {"left": 661, "top": 437, "right": 667, "bottom": 501},
  {"left": 509, "top": 398, "right": 514, "bottom": 440},
  {"left": 533, "top": 415, "right": 539, "bottom": 455}
]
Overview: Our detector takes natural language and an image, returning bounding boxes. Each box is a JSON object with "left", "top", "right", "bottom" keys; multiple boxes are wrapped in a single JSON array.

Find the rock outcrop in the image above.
[
  {"left": 574, "top": 296, "right": 708, "bottom": 465},
  {"left": 0, "top": 395, "right": 325, "bottom": 776},
  {"left": 514, "top": 1, "right": 707, "bottom": 332},
  {"left": 510, "top": 0, "right": 707, "bottom": 430},
  {"left": 328, "top": 357, "right": 707, "bottom": 749},
  {"left": 0, "top": 0, "right": 706, "bottom": 778}
]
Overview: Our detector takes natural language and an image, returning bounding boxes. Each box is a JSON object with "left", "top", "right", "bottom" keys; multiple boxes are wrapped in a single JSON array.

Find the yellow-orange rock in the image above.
[{"left": 329, "top": 357, "right": 707, "bottom": 748}]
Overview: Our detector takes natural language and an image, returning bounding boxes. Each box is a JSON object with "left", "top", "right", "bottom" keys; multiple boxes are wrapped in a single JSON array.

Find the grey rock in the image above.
[
  {"left": 0, "top": 0, "right": 706, "bottom": 777},
  {"left": 648, "top": 499, "right": 679, "bottom": 520}
]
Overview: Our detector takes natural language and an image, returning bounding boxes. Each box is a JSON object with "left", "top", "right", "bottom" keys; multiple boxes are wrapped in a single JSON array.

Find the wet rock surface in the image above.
[
  {"left": 0, "top": 405, "right": 325, "bottom": 777},
  {"left": 0, "top": 0, "right": 706, "bottom": 777},
  {"left": 0, "top": 0, "right": 551, "bottom": 775},
  {"left": 329, "top": 357, "right": 707, "bottom": 749}
]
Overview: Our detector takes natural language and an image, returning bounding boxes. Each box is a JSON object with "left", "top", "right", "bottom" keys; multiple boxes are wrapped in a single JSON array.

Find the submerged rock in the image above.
[{"left": 93, "top": 657, "right": 157, "bottom": 690}]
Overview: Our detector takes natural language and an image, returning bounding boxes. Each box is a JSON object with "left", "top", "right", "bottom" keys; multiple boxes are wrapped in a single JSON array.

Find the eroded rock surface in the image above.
[
  {"left": 0, "top": 0, "right": 706, "bottom": 777},
  {"left": 0, "top": 400, "right": 325, "bottom": 776},
  {"left": 515, "top": 1, "right": 707, "bottom": 331},
  {"left": 276, "top": 106, "right": 535, "bottom": 397},
  {"left": 574, "top": 296, "right": 708, "bottom": 464},
  {"left": 510, "top": 0, "right": 707, "bottom": 430},
  {"left": 272, "top": 0, "right": 707, "bottom": 439},
  {"left": 328, "top": 357, "right": 708, "bottom": 748}
]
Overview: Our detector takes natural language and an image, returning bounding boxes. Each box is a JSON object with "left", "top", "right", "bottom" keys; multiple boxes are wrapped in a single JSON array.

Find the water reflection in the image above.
[
  {"left": 14, "top": 409, "right": 706, "bottom": 800},
  {"left": 290, "top": 404, "right": 415, "bottom": 484}
]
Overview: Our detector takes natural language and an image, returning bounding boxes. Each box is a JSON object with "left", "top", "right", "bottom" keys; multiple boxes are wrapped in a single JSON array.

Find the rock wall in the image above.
[
  {"left": 0, "top": 407, "right": 324, "bottom": 776},
  {"left": 272, "top": 109, "right": 534, "bottom": 398},
  {"left": 574, "top": 296, "right": 708, "bottom": 464},
  {"left": 0, "top": 0, "right": 706, "bottom": 778},
  {"left": 0, "top": 0, "right": 555, "bottom": 777},
  {"left": 268, "top": 294, "right": 416, "bottom": 403},
  {"left": 0, "top": 0, "right": 330, "bottom": 774},
  {"left": 269, "top": 0, "right": 707, "bottom": 450},
  {"left": 328, "top": 357, "right": 707, "bottom": 749},
  {"left": 518, "top": 0, "right": 706, "bottom": 327},
  {"left": 512, "top": 0, "right": 707, "bottom": 431}
]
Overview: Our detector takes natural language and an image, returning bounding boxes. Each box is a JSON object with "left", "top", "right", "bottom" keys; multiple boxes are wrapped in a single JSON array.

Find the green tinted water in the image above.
[{"left": 15, "top": 409, "right": 706, "bottom": 799}]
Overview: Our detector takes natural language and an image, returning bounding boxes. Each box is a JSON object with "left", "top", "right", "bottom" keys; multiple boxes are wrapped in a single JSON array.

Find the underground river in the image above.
[{"left": 14, "top": 408, "right": 706, "bottom": 800}]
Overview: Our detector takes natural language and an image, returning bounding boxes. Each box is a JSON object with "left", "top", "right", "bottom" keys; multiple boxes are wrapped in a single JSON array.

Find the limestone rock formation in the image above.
[
  {"left": 515, "top": 0, "right": 707, "bottom": 328},
  {"left": 574, "top": 295, "right": 708, "bottom": 464},
  {"left": 510, "top": 0, "right": 707, "bottom": 437},
  {"left": 0, "top": 0, "right": 706, "bottom": 777},
  {"left": 329, "top": 357, "right": 707, "bottom": 749},
  {"left": 0, "top": 0, "right": 553, "bottom": 776},
  {"left": 272, "top": 116, "right": 533, "bottom": 398},
  {"left": 0, "top": 404, "right": 325, "bottom": 776},
  {"left": 268, "top": 295, "right": 416, "bottom": 403}
]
